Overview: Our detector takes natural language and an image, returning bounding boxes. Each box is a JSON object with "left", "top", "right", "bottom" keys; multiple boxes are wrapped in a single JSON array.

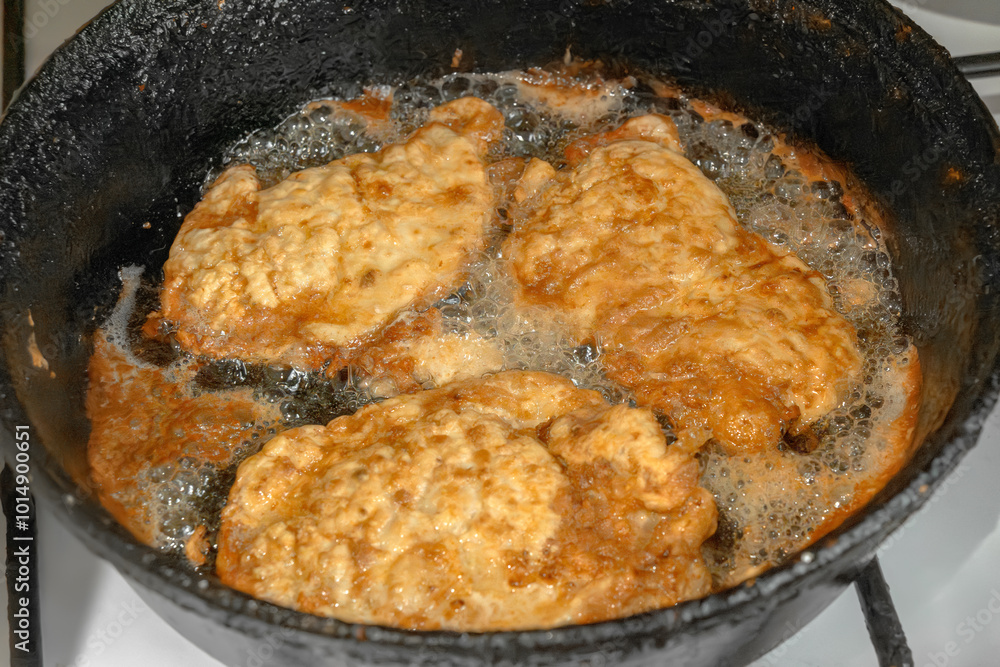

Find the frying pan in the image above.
[{"left": 2, "top": 0, "right": 999, "bottom": 665}]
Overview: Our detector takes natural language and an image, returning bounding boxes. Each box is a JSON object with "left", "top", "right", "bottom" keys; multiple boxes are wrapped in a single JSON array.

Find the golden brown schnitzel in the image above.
[
  {"left": 217, "top": 371, "right": 716, "bottom": 630},
  {"left": 504, "top": 115, "right": 862, "bottom": 454}
]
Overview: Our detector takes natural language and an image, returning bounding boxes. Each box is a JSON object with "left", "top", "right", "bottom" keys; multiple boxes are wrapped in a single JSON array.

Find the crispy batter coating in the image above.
[
  {"left": 345, "top": 308, "right": 505, "bottom": 393},
  {"left": 504, "top": 115, "right": 862, "bottom": 454},
  {"left": 508, "top": 68, "right": 629, "bottom": 125},
  {"left": 155, "top": 97, "right": 505, "bottom": 368},
  {"left": 86, "top": 334, "right": 278, "bottom": 547},
  {"left": 217, "top": 371, "right": 716, "bottom": 630}
]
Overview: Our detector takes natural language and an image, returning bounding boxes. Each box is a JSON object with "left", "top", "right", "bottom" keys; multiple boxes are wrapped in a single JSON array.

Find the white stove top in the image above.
[{"left": 3, "top": 2, "right": 1000, "bottom": 665}]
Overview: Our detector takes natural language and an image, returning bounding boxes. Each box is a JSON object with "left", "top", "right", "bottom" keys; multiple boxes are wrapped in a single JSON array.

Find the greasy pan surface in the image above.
[{"left": 1, "top": 0, "right": 1000, "bottom": 664}]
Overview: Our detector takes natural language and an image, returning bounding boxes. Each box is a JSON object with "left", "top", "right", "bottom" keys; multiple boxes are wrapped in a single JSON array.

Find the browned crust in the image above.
[
  {"left": 86, "top": 334, "right": 279, "bottom": 547},
  {"left": 184, "top": 525, "right": 210, "bottom": 567},
  {"left": 304, "top": 87, "right": 394, "bottom": 126}
]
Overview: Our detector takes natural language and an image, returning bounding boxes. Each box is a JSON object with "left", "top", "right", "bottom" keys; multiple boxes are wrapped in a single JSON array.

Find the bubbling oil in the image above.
[{"left": 98, "top": 69, "right": 912, "bottom": 584}]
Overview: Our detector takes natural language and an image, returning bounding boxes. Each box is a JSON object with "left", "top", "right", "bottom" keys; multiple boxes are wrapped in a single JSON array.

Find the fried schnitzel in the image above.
[
  {"left": 154, "top": 97, "right": 505, "bottom": 369},
  {"left": 217, "top": 371, "right": 716, "bottom": 630},
  {"left": 504, "top": 115, "right": 862, "bottom": 454}
]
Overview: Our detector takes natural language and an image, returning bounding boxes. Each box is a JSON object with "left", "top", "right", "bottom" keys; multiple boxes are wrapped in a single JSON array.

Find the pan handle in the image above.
[
  {"left": 854, "top": 557, "right": 914, "bottom": 667},
  {"left": 954, "top": 51, "right": 1000, "bottom": 79}
]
